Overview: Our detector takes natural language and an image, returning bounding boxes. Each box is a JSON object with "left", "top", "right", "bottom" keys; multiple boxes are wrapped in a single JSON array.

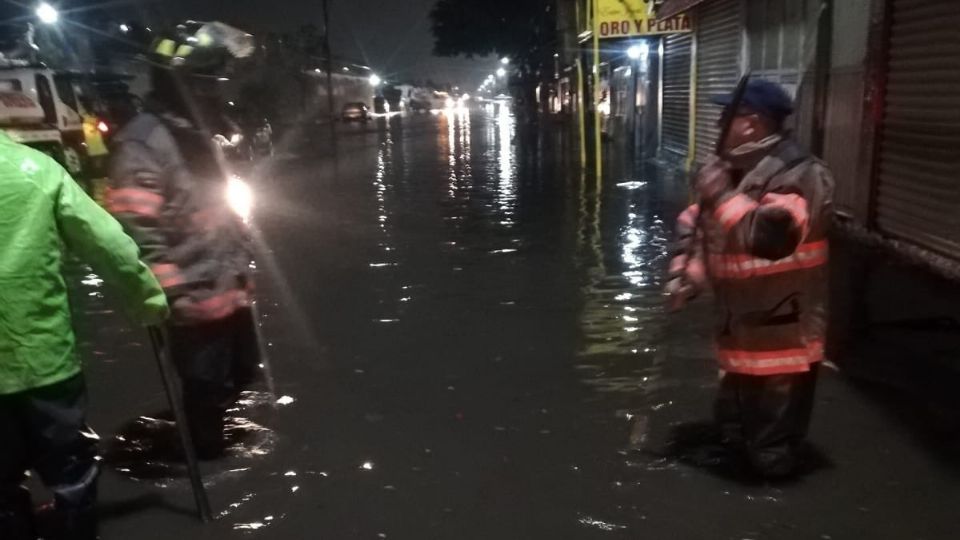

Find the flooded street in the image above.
[{"left": 69, "top": 109, "right": 958, "bottom": 539}]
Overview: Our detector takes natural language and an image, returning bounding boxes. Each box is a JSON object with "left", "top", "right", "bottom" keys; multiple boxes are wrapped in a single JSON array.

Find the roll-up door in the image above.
[
  {"left": 876, "top": 0, "right": 960, "bottom": 258},
  {"left": 693, "top": 0, "right": 743, "bottom": 167},
  {"left": 660, "top": 33, "right": 693, "bottom": 159}
]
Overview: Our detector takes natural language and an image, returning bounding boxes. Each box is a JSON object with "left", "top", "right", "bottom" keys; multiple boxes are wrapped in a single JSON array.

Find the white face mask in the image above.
[{"left": 728, "top": 133, "right": 782, "bottom": 158}]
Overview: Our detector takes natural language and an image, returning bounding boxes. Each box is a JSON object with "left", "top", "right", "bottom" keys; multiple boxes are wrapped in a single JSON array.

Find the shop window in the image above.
[{"left": 746, "top": 0, "right": 819, "bottom": 80}]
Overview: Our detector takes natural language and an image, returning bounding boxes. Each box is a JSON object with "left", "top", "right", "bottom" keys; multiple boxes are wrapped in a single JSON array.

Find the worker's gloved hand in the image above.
[
  {"left": 664, "top": 276, "right": 696, "bottom": 312},
  {"left": 695, "top": 157, "right": 734, "bottom": 207},
  {"left": 141, "top": 292, "right": 171, "bottom": 326}
]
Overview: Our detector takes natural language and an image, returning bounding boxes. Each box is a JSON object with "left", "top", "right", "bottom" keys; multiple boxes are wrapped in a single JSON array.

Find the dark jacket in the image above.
[
  {"left": 107, "top": 108, "right": 253, "bottom": 325},
  {"left": 671, "top": 139, "right": 834, "bottom": 375}
]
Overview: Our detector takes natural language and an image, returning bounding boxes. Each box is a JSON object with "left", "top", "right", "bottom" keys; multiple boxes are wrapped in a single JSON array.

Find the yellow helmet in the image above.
[{"left": 149, "top": 21, "right": 254, "bottom": 73}]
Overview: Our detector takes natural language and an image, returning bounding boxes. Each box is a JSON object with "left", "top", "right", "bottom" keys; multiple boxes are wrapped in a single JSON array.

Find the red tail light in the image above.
[{"left": 97, "top": 120, "right": 109, "bottom": 133}]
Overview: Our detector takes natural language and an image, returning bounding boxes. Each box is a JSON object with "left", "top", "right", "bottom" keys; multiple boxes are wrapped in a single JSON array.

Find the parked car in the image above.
[{"left": 341, "top": 102, "right": 370, "bottom": 122}]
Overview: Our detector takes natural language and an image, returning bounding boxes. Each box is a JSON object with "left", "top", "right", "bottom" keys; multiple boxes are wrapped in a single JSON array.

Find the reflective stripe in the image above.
[
  {"left": 180, "top": 289, "right": 249, "bottom": 322},
  {"left": 718, "top": 340, "right": 824, "bottom": 376},
  {"left": 677, "top": 204, "right": 700, "bottom": 229},
  {"left": 175, "top": 44, "right": 194, "bottom": 58},
  {"left": 709, "top": 240, "right": 828, "bottom": 280},
  {"left": 106, "top": 188, "right": 164, "bottom": 218},
  {"left": 155, "top": 39, "right": 176, "bottom": 57},
  {"left": 760, "top": 193, "right": 809, "bottom": 238},
  {"left": 150, "top": 263, "right": 186, "bottom": 289},
  {"left": 714, "top": 194, "right": 758, "bottom": 232}
]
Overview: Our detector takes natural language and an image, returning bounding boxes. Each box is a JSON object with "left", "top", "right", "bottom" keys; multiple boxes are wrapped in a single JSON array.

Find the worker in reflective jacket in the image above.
[
  {"left": 666, "top": 79, "right": 835, "bottom": 479},
  {"left": 107, "top": 22, "right": 261, "bottom": 459}
]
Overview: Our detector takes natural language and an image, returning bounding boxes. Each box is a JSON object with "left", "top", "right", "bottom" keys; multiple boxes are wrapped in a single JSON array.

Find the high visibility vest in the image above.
[{"left": 82, "top": 114, "right": 109, "bottom": 157}]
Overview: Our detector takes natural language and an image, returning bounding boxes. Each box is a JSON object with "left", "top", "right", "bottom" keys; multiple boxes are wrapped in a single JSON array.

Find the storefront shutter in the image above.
[
  {"left": 660, "top": 32, "right": 693, "bottom": 160},
  {"left": 876, "top": 0, "right": 960, "bottom": 258},
  {"left": 693, "top": 0, "right": 743, "bottom": 167}
]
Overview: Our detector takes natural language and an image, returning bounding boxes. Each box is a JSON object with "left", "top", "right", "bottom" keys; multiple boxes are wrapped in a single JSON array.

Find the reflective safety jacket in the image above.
[
  {"left": 0, "top": 131, "right": 167, "bottom": 395},
  {"left": 671, "top": 140, "right": 834, "bottom": 376},
  {"left": 82, "top": 114, "right": 109, "bottom": 157},
  {"left": 107, "top": 109, "right": 253, "bottom": 325}
]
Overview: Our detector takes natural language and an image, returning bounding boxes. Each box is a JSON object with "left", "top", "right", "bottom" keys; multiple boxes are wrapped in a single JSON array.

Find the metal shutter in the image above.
[
  {"left": 876, "top": 0, "right": 960, "bottom": 258},
  {"left": 693, "top": 0, "right": 743, "bottom": 167},
  {"left": 661, "top": 32, "right": 693, "bottom": 159}
]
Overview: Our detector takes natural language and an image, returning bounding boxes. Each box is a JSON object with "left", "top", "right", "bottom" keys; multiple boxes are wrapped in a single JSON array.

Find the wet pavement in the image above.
[{"left": 65, "top": 108, "right": 959, "bottom": 539}]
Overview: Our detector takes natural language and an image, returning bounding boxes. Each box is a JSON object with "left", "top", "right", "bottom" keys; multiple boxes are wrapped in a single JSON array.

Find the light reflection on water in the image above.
[
  {"left": 496, "top": 105, "right": 516, "bottom": 225},
  {"left": 576, "top": 177, "right": 671, "bottom": 395},
  {"left": 578, "top": 515, "right": 628, "bottom": 532}
]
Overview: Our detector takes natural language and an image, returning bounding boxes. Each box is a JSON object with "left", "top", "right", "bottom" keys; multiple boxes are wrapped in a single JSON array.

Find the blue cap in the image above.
[{"left": 711, "top": 78, "right": 794, "bottom": 122}]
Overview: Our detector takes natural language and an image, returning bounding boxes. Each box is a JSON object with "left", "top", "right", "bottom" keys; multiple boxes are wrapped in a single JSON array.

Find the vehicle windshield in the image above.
[{"left": 53, "top": 74, "right": 80, "bottom": 113}]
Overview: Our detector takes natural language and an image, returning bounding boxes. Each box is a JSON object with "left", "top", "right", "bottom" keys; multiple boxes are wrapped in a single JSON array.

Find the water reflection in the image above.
[
  {"left": 496, "top": 105, "right": 516, "bottom": 226},
  {"left": 370, "top": 122, "right": 404, "bottom": 323},
  {"left": 578, "top": 515, "right": 628, "bottom": 532},
  {"left": 442, "top": 108, "right": 472, "bottom": 201},
  {"left": 577, "top": 173, "right": 670, "bottom": 380}
]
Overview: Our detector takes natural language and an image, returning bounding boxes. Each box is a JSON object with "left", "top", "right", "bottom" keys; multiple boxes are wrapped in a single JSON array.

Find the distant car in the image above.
[
  {"left": 408, "top": 99, "right": 429, "bottom": 113},
  {"left": 341, "top": 102, "right": 370, "bottom": 122}
]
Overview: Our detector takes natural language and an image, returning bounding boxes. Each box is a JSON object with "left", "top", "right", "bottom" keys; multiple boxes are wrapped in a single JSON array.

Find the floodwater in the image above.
[{"left": 65, "top": 108, "right": 959, "bottom": 539}]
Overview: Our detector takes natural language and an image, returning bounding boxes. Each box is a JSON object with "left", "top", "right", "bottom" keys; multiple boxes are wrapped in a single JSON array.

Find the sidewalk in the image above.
[{"left": 830, "top": 231, "right": 960, "bottom": 439}]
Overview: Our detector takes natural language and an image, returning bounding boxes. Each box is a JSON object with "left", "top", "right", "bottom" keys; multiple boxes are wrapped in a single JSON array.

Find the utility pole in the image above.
[
  {"left": 591, "top": 0, "right": 602, "bottom": 182},
  {"left": 322, "top": 0, "right": 335, "bottom": 123}
]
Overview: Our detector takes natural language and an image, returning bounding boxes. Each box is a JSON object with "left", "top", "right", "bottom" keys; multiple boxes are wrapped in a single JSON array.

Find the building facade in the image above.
[{"left": 556, "top": 0, "right": 960, "bottom": 375}]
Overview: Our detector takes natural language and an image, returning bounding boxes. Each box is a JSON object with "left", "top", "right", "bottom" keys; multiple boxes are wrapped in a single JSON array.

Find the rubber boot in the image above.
[
  {"left": 46, "top": 467, "right": 99, "bottom": 540},
  {"left": 52, "top": 503, "right": 98, "bottom": 540}
]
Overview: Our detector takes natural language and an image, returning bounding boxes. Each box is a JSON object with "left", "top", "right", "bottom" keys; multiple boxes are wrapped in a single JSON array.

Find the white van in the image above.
[
  {"left": 0, "top": 64, "right": 93, "bottom": 176},
  {"left": 0, "top": 90, "right": 65, "bottom": 163}
]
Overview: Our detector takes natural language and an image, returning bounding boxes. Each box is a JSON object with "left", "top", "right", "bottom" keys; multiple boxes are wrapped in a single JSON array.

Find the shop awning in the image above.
[{"left": 657, "top": 0, "right": 711, "bottom": 19}]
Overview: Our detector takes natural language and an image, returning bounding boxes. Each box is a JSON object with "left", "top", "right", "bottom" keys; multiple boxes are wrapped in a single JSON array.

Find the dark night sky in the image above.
[{"left": 165, "top": 0, "right": 495, "bottom": 88}]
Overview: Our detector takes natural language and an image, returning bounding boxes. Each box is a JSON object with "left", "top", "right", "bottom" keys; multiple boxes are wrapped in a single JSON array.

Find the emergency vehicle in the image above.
[
  {"left": 0, "top": 89, "right": 65, "bottom": 163},
  {"left": 0, "top": 63, "right": 108, "bottom": 179}
]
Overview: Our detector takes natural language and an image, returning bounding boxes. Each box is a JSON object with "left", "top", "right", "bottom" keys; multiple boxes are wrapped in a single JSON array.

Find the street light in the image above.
[
  {"left": 119, "top": 23, "right": 130, "bottom": 33},
  {"left": 500, "top": 57, "right": 510, "bottom": 65},
  {"left": 36, "top": 2, "right": 58, "bottom": 24},
  {"left": 496, "top": 67, "right": 506, "bottom": 78},
  {"left": 627, "top": 43, "right": 649, "bottom": 60},
  {"left": 369, "top": 73, "right": 382, "bottom": 87}
]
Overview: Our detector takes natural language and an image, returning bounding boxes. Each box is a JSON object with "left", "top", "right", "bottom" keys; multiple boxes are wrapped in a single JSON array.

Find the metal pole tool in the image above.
[{"left": 147, "top": 326, "right": 214, "bottom": 523}]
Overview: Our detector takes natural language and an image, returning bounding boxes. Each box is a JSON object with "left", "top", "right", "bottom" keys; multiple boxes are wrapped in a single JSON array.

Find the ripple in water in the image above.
[{"left": 104, "top": 390, "right": 278, "bottom": 483}]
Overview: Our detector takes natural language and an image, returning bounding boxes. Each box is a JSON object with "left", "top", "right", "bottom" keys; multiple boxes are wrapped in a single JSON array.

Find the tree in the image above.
[
  {"left": 430, "top": 0, "right": 557, "bottom": 61},
  {"left": 430, "top": 0, "right": 557, "bottom": 114}
]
